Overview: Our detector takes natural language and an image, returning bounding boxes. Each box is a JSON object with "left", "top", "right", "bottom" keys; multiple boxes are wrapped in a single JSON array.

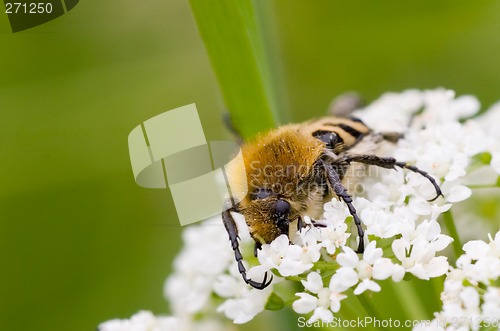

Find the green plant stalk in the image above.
[
  {"left": 357, "top": 293, "right": 390, "bottom": 331},
  {"left": 442, "top": 210, "right": 463, "bottom": 259},
  {"left": 340, "top": 294, "right": 378, "bottom": 331},
  {"left": 429, "top": 276, "right": 445, "bottom": 313},
  {"left": 189, "top": 0, "right": 280, "bottom": 139},
  {"left": 467, "top": 183, "right": 500, "bottom": 189},
  {"left": 391, "top": 280, "right": 429, "bottom": 321}
]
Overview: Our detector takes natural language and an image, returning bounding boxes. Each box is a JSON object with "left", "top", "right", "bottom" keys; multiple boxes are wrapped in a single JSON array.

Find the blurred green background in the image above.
[{"left": 1, "top": 1, "right": 500, "bottom": 331}]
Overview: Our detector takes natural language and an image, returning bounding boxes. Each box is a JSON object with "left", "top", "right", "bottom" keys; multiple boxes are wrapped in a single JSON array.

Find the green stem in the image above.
[
  {"left": 284, "top": 275, "right": 304, "bottom": 282},
  {"left": 357, "top": 293, "right": 390, "bottom": 331},
  {"left": 313, "top": 260, "right": 339, "bottom": 270},
  {"left": 392, "top": 280, "right": 429, "bottom": 320},
  {"left": 467, "top": 183, "right": 499, "bottom": 189},
  {"left": 428, "top": 276, "right": 445, "bottom": 314},
  {"left": 337, "top": 301, "right": 358, "bottom": 323},
  {"left": 189, "top": 0, "right": 279, "bottom": 138},
  {"left": 339, "top": 292, "right": 378, "bottom": 331},
  {"left": 442, "top": 210, "right": 463, "bottom": 259}
]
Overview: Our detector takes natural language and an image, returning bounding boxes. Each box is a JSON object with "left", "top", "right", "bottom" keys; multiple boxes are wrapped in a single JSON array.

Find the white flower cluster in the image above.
[
  {"left": 99, "top": 89, "right": 500, "bottom": 330},
  {"left": 98, "top": 309, "right": 227, "bottom": 331},
  {"left": 288, "top": 89, "right": 496, "bottom": 323},
  {"left": 98, "top": 311, "right": 184, "bottom": 331},
  {"left": 414, "top": 231, "right": 500, "bottom": 331}
]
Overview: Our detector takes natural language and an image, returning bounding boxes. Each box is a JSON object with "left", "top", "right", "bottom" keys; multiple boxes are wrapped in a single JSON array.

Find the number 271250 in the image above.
[{"left": 5, "top": 2, "right": 53, "bottom": 14}]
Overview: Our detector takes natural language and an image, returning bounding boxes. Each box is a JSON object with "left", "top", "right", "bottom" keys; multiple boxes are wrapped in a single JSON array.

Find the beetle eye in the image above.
[
  {"left": 313, "top": 130, "right": 341, "bottom": 149},
  {"left": 274, "top": 199, "right": 291, "bottom": 217},
  {"left": 252, "top": 188, "right": 273, "bottom": 200}
]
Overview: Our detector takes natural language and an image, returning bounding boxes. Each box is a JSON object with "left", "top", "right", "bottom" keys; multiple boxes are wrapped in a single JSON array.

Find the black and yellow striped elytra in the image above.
[
  {"left": 300, "top": 117, "right": 370, "bottom": 153},
  {"left": 222, "top": 116, "right": 443, "bottom": 290}
]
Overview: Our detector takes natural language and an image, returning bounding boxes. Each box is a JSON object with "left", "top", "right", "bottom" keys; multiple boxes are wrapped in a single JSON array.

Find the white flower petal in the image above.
[
  {"left": 213, "top": 274, "right": 242, "bottom": 298},
  {"left": 98, "top": 311, "right": 185, "bottom": 331},
  {"left": 392, "top": 264, "right": 406, "bottom": 282},
  {"left": 372, "top": 258, "right": 394, "bottom": 280},
  {"left": 429, "top": 234, "right": 453, "bottom": 252},
  {"left": 329, "top": 292, "right": 347, "bottom": 312},
  {"left": 392, "top": 239, "right": 410, "bottom": 261},
  {"left": 451, "top": 95, "right": 480, "bottom": 119},
  {"left": 293, "top": 293, "right": 318, "bottom": 314},
  {"left": 408, "top": 198, "right": 432, "bottom": 216},
  {"left": 363, "top": 241, "right": 383, "bottom": 264},
  {"left": 330, "top": 267, "right": 359, "bottom": 292},
  {"left": 353, "top": 279, "right": 381, "bottom": 295},
  {"left": 425, "top": 256, "right": 449, "bottom": 277},
  {"left": 272, "top": 234, "right": 291, "bottom": 251},
  {"left": 446, "top": 184, "right": 472, "bottom": 203},
  {"left": 217, "top": 299, "right": 253, "bottom": 324},
  {"left": 417, "top": 220, "right": 441, "bottom": 241},
  {"left": 430, "top": 204, "right": 451, "bottom": 222},
  {"left": 460, "top": 286, "right": 479, "bottom": 310},
  {"left": 302, "top": 272, "right": 323, "bottom": 294},
  {"left": 409, "top": 237, "right": 431, "bottom": 262},
  {"left": 408, "top": 263, "right": 429, "bottom": 280},
  {"left": 278, "top": 260, "right": 312, "bottom": 277},
  {"left": 337, "top": 246, "right": 359, "bottom": 268},
  {"left": 491, "top": 153, "right": 500, "bottom": 174},
  {"left": 463, "top": 240, "right": 490, "bottom": 260},
  {"left": 309, "top": 307, "right": 334, "bottom": 323},
  {"left": 217, "top": 287, "right": 272, "bottom": 324}
]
